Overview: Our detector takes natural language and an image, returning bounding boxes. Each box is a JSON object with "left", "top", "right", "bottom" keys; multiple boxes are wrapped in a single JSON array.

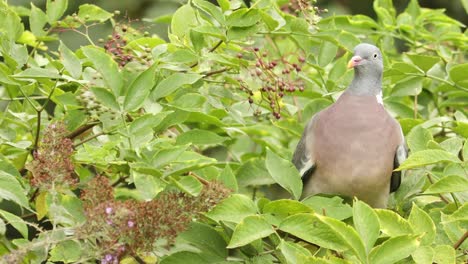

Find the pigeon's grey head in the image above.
[
  {"left": 347, "top": 43, "right": 383, "bottom": 95},
  {"left": 348, "top": 43, "right": 383, "bottom": 77}
]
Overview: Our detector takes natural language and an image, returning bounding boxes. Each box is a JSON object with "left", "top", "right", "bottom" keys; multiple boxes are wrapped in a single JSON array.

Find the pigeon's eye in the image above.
[{"left": 373, "top": 53, "right": 378, "bottom": 58}]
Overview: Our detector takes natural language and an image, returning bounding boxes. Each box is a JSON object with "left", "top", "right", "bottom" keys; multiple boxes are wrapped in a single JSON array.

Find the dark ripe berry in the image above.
[
  {"left": 271, "top": 61, "right": 277, "bottom": 67},
  {"left": 279, "top": 92, "right": 284, "bottom": 97},
  {"left": 270, "top": 102, "right": 275, "bottom": 108},
  {"left": 122, "top": 26, "right": 127, "bottom": 32},
  {"left": 273, "top": 112, "right": 281, "bottom": 119},
  {"left": 237, "top": 53, "right": 243, "bottom": 59},
  {"left": 295, "top": 67, "right": 301, "bottom": 72},
  {"left": 253, "top": 47, "right": 259, "bottom": 52},
  {"left": 256, "top": 69, "right": 262, "bottom": 76},
  {"left": 248, "top": 98, "right": 253, "bottom": 104},
  {"left": 299, "top": 56, "right": 305, "bottom": 63},
  {"left": 115, "top": 34, "right": 121, "bottom": 39},
  {"left": 289, "top": 86, "right": 296, "bottom": 92},
  {"left": 255, "top": 62, "right": 261, "bottom": 67},
  {"left": 104, "top": 44, "right": 110, "bottom": 50},
  {"left": 267, "top": 94, "right": 272, "bottom": 100},
  {"left": 262, "top": 52, "right": 267, "bottom": 57},
  {"left": 261, "top": 87, "right": 267, "bottom": 92},
  {"left": 292, "top": 63, "right": 298, "bottom": 68},
  {"left": 299, "top": 86, "right": 305, "bottom": 92}
]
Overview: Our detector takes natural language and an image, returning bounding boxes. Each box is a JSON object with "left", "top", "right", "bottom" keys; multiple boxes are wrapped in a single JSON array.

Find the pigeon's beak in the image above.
[{"left": 347, "top": 56, "right": 362, "bottom": 69}]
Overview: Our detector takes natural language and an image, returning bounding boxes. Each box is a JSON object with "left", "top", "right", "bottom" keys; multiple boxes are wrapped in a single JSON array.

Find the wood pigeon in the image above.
[{"left": 292, "top": 43, "right": 407, "bottom": 208}]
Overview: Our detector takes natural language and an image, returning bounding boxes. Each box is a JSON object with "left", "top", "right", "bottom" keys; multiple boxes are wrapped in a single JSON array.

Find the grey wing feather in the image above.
[
  {"left": 390, "top": 138, "right": 407, "bottom": 193},
  {"left": 292, "top": 118, "right": 316, "bottom": 182}
]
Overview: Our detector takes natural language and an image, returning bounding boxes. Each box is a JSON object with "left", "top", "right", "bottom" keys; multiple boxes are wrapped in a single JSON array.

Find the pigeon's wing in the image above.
[
  {"left": 292, "top": 117, "right": 317, "bottom": 184},
  {"left": 390, "top": 128, "right": 407, "bottom": 193}
]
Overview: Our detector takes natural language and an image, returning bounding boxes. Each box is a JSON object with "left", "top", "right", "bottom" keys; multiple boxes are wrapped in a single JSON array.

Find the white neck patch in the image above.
[{"left": 376, "top": 91, "right": 383, "bottom": 105}]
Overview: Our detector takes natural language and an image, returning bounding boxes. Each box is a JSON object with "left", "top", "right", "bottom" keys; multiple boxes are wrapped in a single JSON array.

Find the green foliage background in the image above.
[{"left": 0, "top": 0, "right": 467, "bottom": 263}]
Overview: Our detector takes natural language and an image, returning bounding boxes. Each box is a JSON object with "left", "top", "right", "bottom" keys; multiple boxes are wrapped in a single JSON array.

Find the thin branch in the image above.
[
  {"left": 66, "top": 123, "right": 99, "bottom": 140},
  {"left": 74, "top": 131, "right": 106, "bottom": 147},
  {"left": 426, "top": 173, "right": 450, "bottom": 204},
  {"left": 413, "top": 95, "right": 418, "bottom": 119},
  {"left": 203, "top": 67, "right": 230, "bottom": 77},
  {"left": 190, "top": 40, "right": 224, "bottom": 68},
  {"left": 112, "top": 175, "right": 129, "bottom": 187},
  {"left": 209, "top": 40, "right": 224, "bottom": 53},
  {"left": 32, "top": 111, "right": 42, "bottom": 152},
  {"left": 0, "top": 96, "right": 47, "bottom": 101},
  {"left": 453, "top": 230, "right": 468, "bottom": 249}
]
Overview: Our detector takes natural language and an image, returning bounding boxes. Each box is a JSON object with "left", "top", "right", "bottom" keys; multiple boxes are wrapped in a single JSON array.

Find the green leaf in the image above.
[
  {"left": 412, "top": 246, "right": 434, "bottom": 264},
  {"left": 424, "top": 175, "right": 468, "bottom": 194},
  {"left": 90, "top": 87, "right": 120, "bottom": 111},
  {"left": 279, "top": 213, "right": 367, "bottom": 262},
  {"left": 129, "top": 113, "right": 168, "bottom": 135},
  {"left": 433, "top": 245, "right": 455, "bottom": 264},
  {"left": 0, "top": 171, "right": 30, "bottom": 209},
  {"left": 36, "top": 191, "right": 48, "bottom": 220},
  {"left": 396, "top": 149, "right": 461, "bottom": 171},
  {"left": 216, "top": 0, "right": 229, "bottom": 11},
  {"left": 13, "top": 67, "right": 62, "bottom": 79},
  {"left": 369, "top": 235, "right": 421, "bottom": 264},
  {"left": 178, "top": 222, "right": 227, "bottom": 260},
  {"left": 408, "top": 203, "right": 435, "bottom": 246},
  {"left": 0, "top": 209, "right": 28, "bottom": 238},
  {"left": 463, "top": 139, "right": 468, "bottom": 162},
  {"left": 77, "top": 4, "right": 113, "bottom": 22},
  {"left": 302, "top": 196, "right": 352, "bottom": 221},
  {"left": 0, "top": 218, "right": 5, "bottom": 236},
  {"left": 462, "top": 0, "right": 468, "bottom": 14},
  {"left": 263, "top": 199, "right": 313, "bottom": 223},
  {"left": 407, "top": 54, "right": 440, "bottom": 72},
  {"left": 439, "top": 137, "right": 464, "bottom": 156},
  {"left": 392, "top": 76, "right": 423, "bottom": 97},
  {"left": 226, "top": 8, "right": 261, "bottom": 27},
  {"left": 59, "top": 41, "right": 82, "bottom": 79},
  {"left": 29, "top": 3, "right": 47, "bottom": 36},
  {"left": 176, "top": 129, "right": 227, "bottom": 145},
  {"left": 318, "top": 41, "right": 338, "bottom": 67},
  {"left": 0, "top": 3, "right": 24, "bottom": 41},
  {"left": 218, "top": 165, "right": 238, "bottom": 192},
  {"left": 82, "top": 46, "right": 123, "bottom": 95},
  {"left": 193, "top": 0, "right": 225, "bottom": 24},
  {"left": 171, "top": 5, "right": 196, "bottom": 38},
  {"left": 133, "top": 171, "right": 164, "bottom": 200},
  {"left": 375, "top": 209, "right": 413, "bottom": 236},
  {"left": 227, "top": 215, "right": 275, "bottom": 248},
  {"left": 49, "top": 240, "right": 81, "bottom": 262},
  {"left": 353, "top": 200, "right": 379, "bottom": 253},
  {"left": 152, "top": 73, "right": 202, "bottom": 99},
  {"left": 205, "top": 194, "right": 257, "bottom": 223},
  {"left": 265, "top": 149, "right": 302, "bottom": 200},
  {"left": 124, "top": 64, "right": 157, "bottom": 111},
  {"left": 279, "top": 240, "right": 312, "bottom": 263},
  {"left": 406, "top": 126, "right": 433, "bottom": 153},
  {"left": 160, "top": 252, "right": 208, "bottom": 264},
  {"left": 449, "top": 63, "right": 468, "bottom": 84},
  {"left": 46, "top": 0, "right": 68, "bottom": 22},
  {"left": 173, "top": 175, "right": 203, "bottom": 196}
]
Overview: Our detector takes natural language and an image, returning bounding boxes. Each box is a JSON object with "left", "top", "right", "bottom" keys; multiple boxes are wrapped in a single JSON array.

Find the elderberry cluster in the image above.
[
  {"left": 239, "top": 47, "right": 306, "bottom": 119},
  {"left": 280, "top": 0, "right": 327, "bottom": 25},
  {"left": 80, "top": 175, "right": 231, "bottom": 262}
]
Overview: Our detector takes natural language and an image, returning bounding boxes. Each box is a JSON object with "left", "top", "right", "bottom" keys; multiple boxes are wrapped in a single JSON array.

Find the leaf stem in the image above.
[{"left": 453, "top": 230, "right": 468, "bottom": 249}]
